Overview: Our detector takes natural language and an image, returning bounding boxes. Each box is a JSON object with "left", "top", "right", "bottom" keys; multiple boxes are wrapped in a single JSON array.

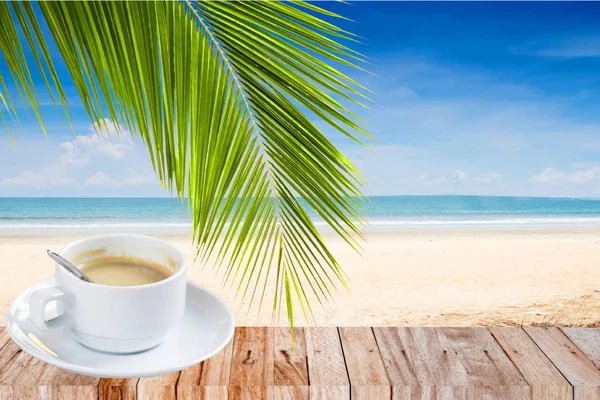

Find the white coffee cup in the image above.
[{"left": 28, "top": 234, "right": 187, "bottom": 354}]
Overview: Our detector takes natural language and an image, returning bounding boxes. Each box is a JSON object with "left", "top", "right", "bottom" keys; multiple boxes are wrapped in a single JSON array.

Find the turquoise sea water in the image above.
[{"left": 1, "top": 196, "right": 600, "bottom": 233}]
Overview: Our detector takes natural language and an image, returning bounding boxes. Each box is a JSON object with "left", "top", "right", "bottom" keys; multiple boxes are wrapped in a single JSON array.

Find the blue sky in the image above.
[{"left": 2, "top": 2, "right": 600, "bottom": 197}]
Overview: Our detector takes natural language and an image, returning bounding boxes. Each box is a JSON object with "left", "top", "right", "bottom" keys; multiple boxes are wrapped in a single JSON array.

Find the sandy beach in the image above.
[{"left": 1, "top": 228, "right": 599, "bottom": 327}]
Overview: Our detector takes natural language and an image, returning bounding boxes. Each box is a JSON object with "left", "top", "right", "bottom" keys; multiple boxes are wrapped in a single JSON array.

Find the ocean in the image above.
[{"left": 1, "top": 196, "right": 600, "bottom": 233}]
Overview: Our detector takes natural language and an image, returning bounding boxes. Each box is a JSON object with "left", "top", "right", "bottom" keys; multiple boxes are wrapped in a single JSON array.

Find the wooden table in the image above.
[{"left": 0, "top": 326, "right": 599, "bottom": 399}]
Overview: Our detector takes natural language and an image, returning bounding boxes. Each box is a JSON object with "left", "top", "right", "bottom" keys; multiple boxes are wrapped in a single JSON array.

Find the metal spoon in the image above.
[{"left": 47, "top": 250, "right": 94, "bottom": 283}]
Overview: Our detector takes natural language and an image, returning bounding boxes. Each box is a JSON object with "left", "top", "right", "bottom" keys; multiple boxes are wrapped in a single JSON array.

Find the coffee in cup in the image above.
[{"left": 78, "top": 256, "right": 174, "bottom": 286}]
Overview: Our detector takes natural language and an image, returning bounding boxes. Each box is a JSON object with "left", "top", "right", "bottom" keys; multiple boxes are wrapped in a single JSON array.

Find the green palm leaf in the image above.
[{"left": 0, "top": 0, "right": 369, "bottom": 328}]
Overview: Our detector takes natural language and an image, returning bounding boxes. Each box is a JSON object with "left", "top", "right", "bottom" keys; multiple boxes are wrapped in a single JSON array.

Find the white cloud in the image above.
[
  {"left": 531, "top": 167, "right": 600, "bottom": 184},
  {"left": 85, "top": 170, "right": 155, "bottom": 187},
  {"left": 402, "top": 174, "right": 447, "bottom": 186},
  {"left": 472, "top": 172, "right": 503, "bottom": 184},
  {"left": 0, "top": 120, "right": 143, "bottom": 190},
  {"left": 518, "top": 37, "right": 600, "bottom": 58},
  {"left": 400, "top": 170, "right": 502, "bottom": 187},
  {"left": 59, "top": 119, "right": 133, "bottom": 163},
  {"left": 0, "top": 168, "right": 76, "bottom": 188},
  {"left": 63, "top": 135, "right": 129, "bottom": 161},
  {"left": 453, "top": 170, "right": 468, "bottom": 182},
  {"left": 342, "top": 57, "right": 600, "bottom": 196}
]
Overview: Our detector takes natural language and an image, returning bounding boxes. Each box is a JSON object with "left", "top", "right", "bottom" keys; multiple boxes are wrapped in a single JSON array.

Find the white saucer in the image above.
[{"left": 4, "top": 277, "right": 235, "bottom": 378}]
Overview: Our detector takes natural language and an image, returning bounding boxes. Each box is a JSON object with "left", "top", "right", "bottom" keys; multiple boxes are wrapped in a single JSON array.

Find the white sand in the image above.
[{"left": 1, "top": 229, "right": 599, "bottom": 326}]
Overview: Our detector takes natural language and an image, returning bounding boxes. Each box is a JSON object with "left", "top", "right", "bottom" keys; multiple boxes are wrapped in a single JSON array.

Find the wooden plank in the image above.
[
  {"left": 200, "top": 335, "right": 235, "bottom": 387},
  {"left": 0, "top": 336, "right": 22, "bottom": 378},
  {"left": 525, "top": 327, "right": 600, "bottom": 385},
  {"left": 229, "top": 327, "right": 274, "bottom": 399},
  {"left": 176, "top": 363, "right": 204, "bottom": 400},
  {"left": 308, "top": 386, "right": 349, "bottom": 400},
  {"left": 562, "top": 328, "right": 600, "bottom": 370},
  {"left": 0, "top": 349, "right": 50, "bottom": 399},
  {"left": 374, "top": 327, "right": 474, "bottom": 399},
  {"left": 273, "top": 328, "right": 308, "bottom": 386},
  {"left": 98, "top": 378, "right": 139, "bottom": 400},
  {"left": 562, "top": 329, "right": 600, "bottom": 400},
  {"left": 526, "top": 328, "right": 600, "bottom": 399},
  {"left": 339, "top": 327, "right": 390, "bottom": 400},
  {"left": 574, "top": 386, "right": 600, "bottom": 400},
  {"left": 272, "top": 386, "right": 308, "bottom": 400},
  {"left": 0, "top": 328, "right": 99, "bottom": 399},
  {"left": 392, "top": 386, "right": 474, "bottom": 399},
  {"left": 401, "top": 327, "right": 468, "bottom": 386},
  {"left": 229, "top": 327, "right": 274, "bottom": 386},
  {"left": 2, "top": 326, "right": 598, "bottom": 399},
  {"left": 490, "top": 327, "right": 572, "bottom": 400},
  {"left": 35, "top": 362, "right": 100, "bottom": 400},
  {"left": 0, "top": 384, "right": 99, "bottom": 400},
  {"left": 0, "top": 346, "right": 47, "bottom": 386},
  {"left": 229, "top": 385, "right": 273, "bottom": 400},
  {"left": 38, "top": 365, "right": 100, "bottom": 387},
  {"left": 304, "top": 327, "right": 349, "bottom": 400},
  {"left": 0, "top": 339, "right": 69, "bottom": 400},
  {"left": 177, "top": 334, "right": 235, "bottom": 400},
  {"left": 137, "top": 371, "right": 180, "bottom": 400},
  {"left": 0, "top": 328, "right": 10, "bottom": 351},
  {"left": 372, "top": 328, "right": 418, "bottom": 387},
  {"left": 48, "top": 386, "right": 101, "bottom": 399},
  {"left": 0, "top": 331, "right": 19, "bottom": 400},
  {"left": 443, "top": 327, "right": 529, "bottom": 398},
  {"left": 273, "top": 327, "right": 308, "bottom": 400}
]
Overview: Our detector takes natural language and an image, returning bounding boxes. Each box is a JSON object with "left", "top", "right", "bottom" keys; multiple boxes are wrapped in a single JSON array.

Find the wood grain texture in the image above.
[
  {"left": 562, "top": 328, "right": 600, "bottom": 370},
  {"left": 272, "top": 385, "right": 308, "bottom": 400},
  {"left": 177, "top": 333, "right": 234, "bottom": 400},
  {"left": 443, "top": 327, "right": 528, "bottom": 386},
  {"left": 1, "top": 326, "right": 600, "bottom": 399},
  {"left": 229, "top": 327, "right": 274, "bottom": 387},
  {"left": 0, "top": 337, "right": 22, "bottom": 378},
  {"left": 273, "top": 328, "right": 308, "bottom": 387},
  {"left": 200, "top": 334, "right": 235, "bottom": 387},
  {"left": 443, "top": 327, "right": 529, "bottom": 398},
  {"left": 0, "top": 328, "right": 10, "bottom": 352},
  {"left": 308, "top": 386, "right": 349, "bottom": 400},
  {"left": 38, "top": 365, "right": 100, "bottom": 389},
  {"left": 0, "top": 346, "right": 48, "bottom": 386},
  {"left": 0, "top": 338, "right": 59, "bottom": 399},
  {"left": 525, "top": 327, "right": 600, "bottom": 392},
  {"left": 490, "top": 327, "right": 572, "bottom": 400},
  {"left": 272, "top": 328, "right": 308, "bottom": 400},
  {"left": 0, "top": 325, "right": 99, "bottom": 399},
  {"left": 176, "top": 363, "right": 204, "bottom": 400},
  {"left": 575, "top": 386, "right": 600, "bottom": 400},
  {"left": 98, "top": 378, "right": 139, "bottom": 400},
  {"left": 304, "top": 327, "right": 349, "bottom": 399},
  {"left": 391, "top": 385, "right": 455, "bottom": 399},
  {"left": 398, "top": 327, "right": 468, "bottom": 386},
  {"left": 137, "top": 371, "right": 180, "bottom": 400},
  {"left": 372, "top": 327, "right": 419, "bottom": 388},
  {"left": 339, "top": 327, "right": 390, "bottom": 400},
  {"left": 229, "top": 327, "right": 274, "bottom": 399},
  {"left": 229, "top": 385, "right": 273, "bottom": 400}
]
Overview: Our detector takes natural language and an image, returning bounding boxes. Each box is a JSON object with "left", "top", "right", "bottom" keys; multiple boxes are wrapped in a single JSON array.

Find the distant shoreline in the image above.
[
  {"left": 3, "top": 225, "right": 600, "bottom": 239},
  {"left": 2, "top": 195, "right": 600, "bottom": 235},
  {"left": 1, "top": 194, "right": 600, "bottom": 199}
]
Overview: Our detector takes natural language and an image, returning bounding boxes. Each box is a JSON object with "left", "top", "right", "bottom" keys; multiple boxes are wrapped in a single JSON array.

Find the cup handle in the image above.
[{"left": 29, "top": 287, "right": 73, "bottom": 331}]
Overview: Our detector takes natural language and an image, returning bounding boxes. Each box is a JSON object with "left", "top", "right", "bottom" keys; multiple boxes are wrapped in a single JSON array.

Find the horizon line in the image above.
[{"left": 0, "top": 194, "right": 599, "bottom": 200}]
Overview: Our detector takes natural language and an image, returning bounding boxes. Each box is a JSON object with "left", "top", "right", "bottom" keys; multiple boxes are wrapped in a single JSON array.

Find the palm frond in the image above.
[{"left": 0, "top": 0, "right": 369, "bottom": 327}]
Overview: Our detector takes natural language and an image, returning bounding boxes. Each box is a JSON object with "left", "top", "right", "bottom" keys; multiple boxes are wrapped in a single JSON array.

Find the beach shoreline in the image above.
[{"left": 1, "top": 227, "right": 599, "bottom": 327}]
